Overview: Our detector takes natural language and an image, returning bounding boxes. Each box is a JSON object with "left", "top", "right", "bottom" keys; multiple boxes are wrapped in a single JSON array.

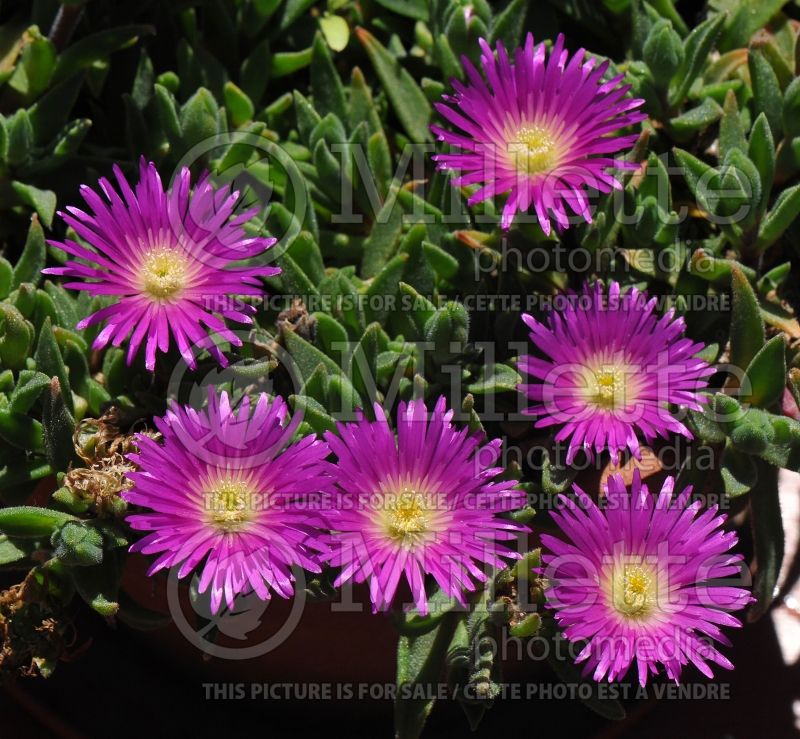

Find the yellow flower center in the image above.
[
  {"left": 509, "top": 125, "right": 559, "bottom": 175},
  {"left": 592, "top": 367, "right": 624, "bottom": 409},
  {"left": 139, "top": 247, "right": 188, "bottom": 301},
  {"left": 206, "top": 478, "right": 256, "bottom": 532},
  {"left": 383, "top": 488, "right": 432, "bottom": 546},
  {"left": 610, "top": 563, "right": 658, "bottom": 620},
  {"left": 580, "top": 358, "right": 640, "bottom": 412}
]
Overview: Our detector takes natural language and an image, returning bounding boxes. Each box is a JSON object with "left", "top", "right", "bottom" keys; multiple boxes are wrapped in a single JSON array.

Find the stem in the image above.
[{"left": 48, "top": 3, "right": 86, "bottom": 53}]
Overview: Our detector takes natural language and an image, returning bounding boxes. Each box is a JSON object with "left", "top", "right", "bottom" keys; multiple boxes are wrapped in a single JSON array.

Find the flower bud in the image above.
[
  {"left": 0, "top": 303, "right": 33, "bottom": 370},
  {"left": 729, "top": 409, "right": 775, "bottom": 455},
  {"left": 51, "top": 521, "right": 104, "bottom": 566},
  {"left": 643, "top": 20, "right": 684, "bottom": 84}
]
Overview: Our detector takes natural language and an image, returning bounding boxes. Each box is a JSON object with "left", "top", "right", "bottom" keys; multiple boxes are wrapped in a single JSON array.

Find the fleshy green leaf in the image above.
[
  {"left": 687, "top": 406, "right": 726, "bottom": 444},
  {"left": 289, "top": 394, "right": 337, "bottom": 435},
  {"left": 668, "top": 12, "right": 725, "bottom": 107},
  {"left": 12, "top": 214, "right": 45, "bottom": 289},
  {"left": 42, "top": 377, "right": 78, "bottom": 470},
  {"left": 5, "top": 109, "right": 33, "bottom": 167},
  {"left": 0, "top": 408, "right": 43, "bottom": 452},
  {"left": 398, "top": 281, "right": 437, "bottom": 338},
  {"left": 179, "top": 87, "right": 221, "bottom": 149},
  {"left": 0, "top": 534, "right": 29, "bottom": 566},
  {"left": 542, "top": 449, "right": 578, "bottom": 495},
  {"left": 755, "top": 183, "right": 800, "bottom": 253},
  {"left": 52, "top": 521, "right": 104, "bottom": 566},
  {"left": 8, "top": 26, "right": 56, "bottom": 98},
  {"left": 319, "top": 14, "right": 349, "bottom": 52},
  {"left": 9, "top": 370, "right": 50, "bottom": 414},
  {"left": 0, "top": 506, "right": 75, "bottom": 538},
  {"left": 310, "top": 32, "right": 347, "bottom": 121},
  {"left": 0, "top": 302, "right": 33, "bottom": 371},
  {"left": 667, "top": 97, "right": 722, "bottom": 139},
  {"left": 0, "top": 257, "right": 12, "bottom": 299},
  {"left": 729, "top": 265, "right": 765, "bottom": 375},
  {"left": 72, "top": 550, "right": 121, "bottom": 617},
  {"left": 720, "top": 442, "right": 757, "bottom": 497},
  {"left": 375, "top": 0, "right": 428, "bottom": 20},
  {"left": 672, "top": 148, "right": 717, "bottom": 214},
  {"left": 748, "top": 461, "right": 783, "bottom": 621},
  {"left": 277, "top": 0, "right": 318, "bottom": 31},
  {"left": 422, "top": 241, "right": 458, "bottom": 279},
  {"left": 716, "top": 0, "right": 786, "bottom": 51},
  {"left": 53, "top": 25, "right": 154, "bottom": 84},
  {"left": 153, "top": 84, "right": 182, "bottom": 145},
  {"left": 719, "top": 89, "right": 746, "bottom": 159},
  {"left": 314, "top": 312, "right": 348, "bottom": 358},
  {"left": 783, "top": 75, "right": 800, "bottom": 139},
  {"left": 278, "top": 251, "right": 320, "bottom": 298},
  {"left": 223, "top": 81, "right": 254, "bottom": 127},
  {"left": 349, "top": 323, "right": 381, "bottom": 403},
  {"left": 743, "top": 335, "right": 786, "bottom": 409},
  {"left": 395, "top": 613, "right": 458, "bottom": 739},
  {"left": 27, "top": 75, "right": 83, "bottom": 145},
  {"left": 365, "top": 253, "right": 408, "bottom": 324},
  {"left": 284, "top": 328, "right": 343, "bottom": 379},
  {"left": 467, "top": 363, "right": 521, "bottom": 394},
  {"left": 748, "top": 112, "right": 775, "bottom": 215},
  {"left": 748, "top": 48, "right": 783, "bottom": 139},
  {"left": 361, "top": 187, "right": 403, "bottom": 278},
  {"left": 9, "top": 182, "right": 56, "bottom": 227},
  {"left": 270, "top": 47, "right": 313, "bottom": 78},
  {"left": 34, "top": 317, "right": 72, "bottom": 412},
  {"left": 489, "top": 0, "right": 529, "bottom": 48},
  {"left": 356, "top": 27, "right": 432, "bottom": 143}
]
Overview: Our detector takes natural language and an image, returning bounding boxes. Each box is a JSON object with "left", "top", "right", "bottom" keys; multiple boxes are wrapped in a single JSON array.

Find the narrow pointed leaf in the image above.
[
  {"left": 729, "top": 265, "right": 765, "bottom": 375},
  {"left": 356, "top": 27, "right": 432, "bottom": 143},
  {"left": 12, "top": 215, "right": 45, "bottom": 289},
  {"left": 748, "top": 461, "right": 783, "bottom": 621},
  {"left": 748, "top": 49, "right": 783, "bottom": 139},
  {"left": 743, "top": 335, "right": 786, "bottom": 409}
]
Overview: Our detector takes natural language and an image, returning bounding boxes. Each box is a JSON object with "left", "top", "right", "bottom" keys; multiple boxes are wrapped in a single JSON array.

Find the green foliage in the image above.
[{"left": 395, "top": 608, "right": 459, "bottom": 739}]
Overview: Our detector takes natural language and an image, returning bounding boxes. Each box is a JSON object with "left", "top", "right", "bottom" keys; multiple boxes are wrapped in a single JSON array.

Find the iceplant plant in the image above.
[
  {"left": 124, "top": 389, "right": 332, "bottom": 614},
  {"left": 45, "top": 158, "right": 279, "bottom": 370},
  {"left": 432, "top": 33, "right": 646, "bottom": 232},
  {"left": 518, "top": 281, "right": 714, "bottom": 464},
  {"left": 323, "top": 396, "right": 527, "bottom": 614},
  {"left": 542, "top": 470, "right": 751, "bottom": 685}
]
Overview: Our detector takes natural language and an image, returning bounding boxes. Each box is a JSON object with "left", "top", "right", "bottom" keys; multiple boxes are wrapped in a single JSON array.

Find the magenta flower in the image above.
[
  {"left": 323, "top": 397, "right": 526, "bottom": 614},
  {"left": 44, "top": 158, "right": 279, "bottom": 371},
  {"left": 519, "top": 281, "right": 713, "bottom": 464},
  {"left": 432, "top": 33, "right": 646, "bottom": 232},
  {"left": 541, "top": 471, "right": 751, "bottom": 685},
  {"left": 124, "top": 389, "right": 331, "bottom": 614}
]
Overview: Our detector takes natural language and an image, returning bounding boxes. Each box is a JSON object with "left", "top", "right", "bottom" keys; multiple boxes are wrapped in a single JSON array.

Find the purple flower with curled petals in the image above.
[
  {"left": 519, "top": 281, "right": 714, "bottom": 464},
  {"left": 432, "top": 33, "right": 646, "bottom": 232},
  {"left": 542, "top": 471, "right": 751, "bottom": 685},
  {"left": 123, "top": 389, "right": 331, "bottom": 614},
  {"left": 323, "top": 397, "right": 527, "bottom": 614},
  {"left": 44, "top": 158, "right": 278, "bottom": 371}
]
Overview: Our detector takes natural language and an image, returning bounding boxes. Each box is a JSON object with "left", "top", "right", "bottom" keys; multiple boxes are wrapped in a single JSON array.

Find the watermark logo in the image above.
[{"left": 166, "top": 560, "right": 308, "bottom": 660}]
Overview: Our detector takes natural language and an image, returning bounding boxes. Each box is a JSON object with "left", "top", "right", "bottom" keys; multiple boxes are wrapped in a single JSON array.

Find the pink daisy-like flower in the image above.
[
  {"left": 431, "top": 33, "right": 646, "bottom": 232},
  {"left": 519, "top": 281, "right": 714, "bottom": 464},
  {"left": 44, "top": 158, "right": 279, "bottom": 371},
  {"left": 541, "top": 470, "right": 752, "bottom": 685},
  {"left": 323, "top": 397, "right": 526, "bottom": 614},
  {"left": 124, "top": 389, "right": 331, "bottom": 614}
]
